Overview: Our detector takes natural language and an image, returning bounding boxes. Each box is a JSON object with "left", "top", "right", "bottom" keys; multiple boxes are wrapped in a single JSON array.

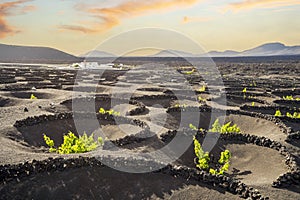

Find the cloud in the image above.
[
  {"left": 224, "top": 0, "right": 300, "bottom": 12},
  {"left": 58, "top": 25, "right": 98, "bottom": 34},
  {"left": 20, "top": 5, "right": 36, "bottom": 13},
  {"left": 60, "top": 0, "right": 201, "bottom": 33},
  {"left": 0, "top": 17, "right": 14, "bottom": 38},
  {"left": 182, "top": 16, "right": 211, "bottom": 24},
  {"left": 0, "top": 0, "right": 35, "bottom": 38}
]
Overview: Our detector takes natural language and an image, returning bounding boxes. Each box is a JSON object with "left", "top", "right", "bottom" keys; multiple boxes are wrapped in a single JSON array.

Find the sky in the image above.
[{"left": 0, "top": 0, "right": 300, "bottom": 56}]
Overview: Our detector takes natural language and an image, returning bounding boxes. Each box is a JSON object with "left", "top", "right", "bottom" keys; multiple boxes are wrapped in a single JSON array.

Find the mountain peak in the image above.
[
  {"left": 256, "top": 42, "right": 286, "bottom": 50},
  {"left": 240, "top": 42, "right": 297, "bottom": 56},
  {"left": 0, "top": 43, "right": 80, "bottom": 63},
  {"left": 151, "top": 49, "right": 196, "bottom": 57},
  {"left": 80, "top": 50, "right": 116, "bottom": 58}
]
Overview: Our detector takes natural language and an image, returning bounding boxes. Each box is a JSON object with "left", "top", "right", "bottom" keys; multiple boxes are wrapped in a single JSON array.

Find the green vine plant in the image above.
[
  {"left": 242, "top": 87, "right": 247, "bottom": 99},
  {"left": 194, "top": 137, "right": 210, "bottom": 170},
  {"left": 283, "top": 96, "right": 300, "bottom": 101},
  {"left": 183, "top": 68, "right": 196, "bottom": 75},
  {"left": 198, "top": 85, "right": 207, "bottom": 92},
  {"left": 174, "top": 103, "right": 187, "bottom": 108},
  {"left": 44, "top": 131, "right": 103, "bottom": 154},
  {"left": 189, "top": 123, "right": 205, "bottom": 132},
  {"left": 193, "top": 137, "right": 231, "bottom": 175},
  {"left": 99, "top": 108, "right": 121, "bottom": 116},
  {"left": 30, "top": 94, "right": 37, "bottom": 100},
  {"left": 274, "top": 110, "right": 282, "bottom": 117},
  {"left": 198, "top": 96, "right": 206, "bottom": 103},
  {"left": 209, "top": 119, "right": 241, "bottom": 133},
  {"left": 274, "top": 110, "right": 300, "bottom": 119},
  {"left": 189, "top": 119, "right": 241, "bottom": 134},
  {"left": 286, "top": 112, "right": 300, "bottom": 119}
]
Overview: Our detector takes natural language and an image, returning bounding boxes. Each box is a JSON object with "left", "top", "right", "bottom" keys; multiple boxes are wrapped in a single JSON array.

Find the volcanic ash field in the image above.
[{"left": 0, "top": 60, "right": 299, "bottom": 200}]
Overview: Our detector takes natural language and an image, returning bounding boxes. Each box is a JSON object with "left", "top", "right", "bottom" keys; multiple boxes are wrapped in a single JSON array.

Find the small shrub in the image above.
[
  {"left": 251, "top": 102, "right": 255, "bottom": 106},
  {"left": 242, "top": 88, "right": 247, "bottom": 93},
  {"left": 43, "top": 135, "right": 56, "bottom": 153},
  {"left": 219, "top": 150, "right": 231, "bottom": 165},
  {"left": 274, "top": 110, "right": 282, "bottom": 117},
  {"left": 30, "top": 94, "right": 37, "bottom": 99},
  {"left": 189, "top": 123, "right": 198, "bottom": 131},
  {"left": 174, "top": 103, "right": 187, "bottom": 108},
  {"left": 274, "top": 110, "right": 300, "bottom": 118},
  {"left": 44, "top": 131, "right": 103, "bottom": 154},
  {"left": 194, "top": 137, "right": 210, "bottom": 170},
  {"left": 198, "top": 96, "right": 206, "bottom": 103},
  {"left": 283, "top": 96, "right": 300, "bottom": 101},
  {"left": 193, "top": 137, "right": 231, "bottom": 175},
  {"left": 209, "top": 119, "right": 241, "bottom": 133},
  {"left": 183, "top": 69, "right": 195, "bottom": 75},
  {"left": 198, "top": 85, "right": 206, "bottom": 92},
  {"left": 189, "top": 123, "right": 205, "bottom": 132},
  {"left": 286, "top": 112, "right": 300, "bottom": 119},
  {"left": 99, "top": 108, "right": 120, "bottom": 116}
]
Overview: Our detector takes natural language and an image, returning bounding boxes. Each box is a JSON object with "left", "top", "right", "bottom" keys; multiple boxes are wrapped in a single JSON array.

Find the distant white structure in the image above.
[
  {"left": 71, "top": 62, "right": 99, "bottom": 69},
  {"left": 68, "top": 62, "right": 129, "bottom": 70}
]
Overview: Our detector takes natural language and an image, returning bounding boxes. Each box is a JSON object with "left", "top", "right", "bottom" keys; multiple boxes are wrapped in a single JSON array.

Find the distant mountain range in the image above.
[
  {"left": 0, "top": 43, "right": 81, "bottom": 63},
  {"left": 152, "top": 43, "right": 300, "bottom": 57},
  {"left": 80, "top": 50, "right": 116, "bottom": 58},
  {"left": 150, "top": 50, "right": 197, "bottom": 57},
  {"left": 1, "top": 42, "right": 300, "bottom": 63},
  {"left": 209, "top": 43, "right": 300, "bottom": 57}
]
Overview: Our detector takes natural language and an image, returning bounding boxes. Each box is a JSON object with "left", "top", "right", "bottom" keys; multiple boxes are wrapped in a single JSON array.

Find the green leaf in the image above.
[
  {"left": 43, "top": 131, "right": 103, "bottom": 154},
  {"left": 193, "top": 137, "right": 210, "bottom": 170},
  {"left": 30, "top": 94, "right": 37, "bottom": 100},
  {"left": 209, "top": 119, "right": 241, "bottom": 134},
  {"left": 274, "top": 110, "right": 282, "bottom": 117}
]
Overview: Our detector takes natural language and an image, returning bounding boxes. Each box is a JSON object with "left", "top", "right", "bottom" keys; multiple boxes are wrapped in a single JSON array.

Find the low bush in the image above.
[
  {"left": 44, "top": 131, "right": 103, "bottom": 154},
  {"left": 30, "top": 94, "right": 37, "bottom": 100},
  {"left": 183, "top": 69, "right": 196, "bottom": 75},
  {"left": 194, "top": 137, "right": 231, "bottom": 175},
  {"left": 274, "top": 110, "right": 282, "bottom": 117},
  {"left": 198, "top": 85, "right": 206, "bottom": 92},
  {"left": 99, "top": 108, "right": 120, "bottom": 116},
  {"left": 189, "top": 123, "right": 205, "bottom": 132},
  {"left": 209, "top": 119, "right": 241, "bottom": 133},
  {"left": 286, "top": 112, "right": 300, "bottom": 119},
  {"left": 189, "top": 119, "right": 241, "bottom": 133},
  {"left": 274, "top": 110, "right": 300, "bottom": 118},
  {"left": 198, "top": 96, "right": 206, "bottom": 103},
  {"left": 283, "top": 95, "right": 300, "bottom": 101}
]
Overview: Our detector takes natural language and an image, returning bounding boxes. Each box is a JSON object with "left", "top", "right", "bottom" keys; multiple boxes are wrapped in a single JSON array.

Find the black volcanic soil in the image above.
[{"left": 0, "top": 59, "right": 299, "bottom": 200}]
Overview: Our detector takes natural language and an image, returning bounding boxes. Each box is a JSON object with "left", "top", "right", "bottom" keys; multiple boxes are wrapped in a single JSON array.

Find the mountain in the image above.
[
  {"left": 1, "top": 42, "right": 300, "bottom": 63},
  {"left": 0, "top": 43, "right": 81, "bottom": 63},
  {"left": 207, "top": 43, "right": 300, "bottom": 57},
  {"left": 207, "top": 50, "right": 239, "bottom": 57},
  {"left": 80, "top": 50, "right": 116, "bottom": 58},
  {"left": 239, "top": 43, "right": 300, "bottom": 56},
  {"left": 150, "top": 49, "right": 196, "bottom": 57},
  {"left": 151, "top": 43, "right": 300, "bottom": 57}
]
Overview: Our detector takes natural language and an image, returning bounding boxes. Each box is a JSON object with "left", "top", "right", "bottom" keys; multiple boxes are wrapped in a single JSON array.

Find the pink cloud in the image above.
[
  {"left": 224, "top": 0, "right": 300, "bottom": 12},
  {"left": 60, "top": 0, "right": 201, "bottom": 33},
  {"left": 0, "top": 0, "right": 36, "bottom": 38}
]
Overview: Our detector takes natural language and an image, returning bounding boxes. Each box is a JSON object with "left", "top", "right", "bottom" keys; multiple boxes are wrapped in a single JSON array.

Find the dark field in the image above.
[{"left": 0, "top": 57, "right": 299, "bottom": 200}]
